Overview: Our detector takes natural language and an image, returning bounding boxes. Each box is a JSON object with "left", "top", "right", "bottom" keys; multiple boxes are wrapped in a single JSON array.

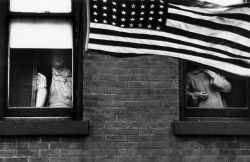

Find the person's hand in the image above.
[
  {"left": 204, "top": 69, "right": 217, "bottom": 79},
  {"left": 192, "top": 92, "right": 208, "bottom": 101},
  {"left": 36, "top": 73, "right": 47, "bottom": 89}
]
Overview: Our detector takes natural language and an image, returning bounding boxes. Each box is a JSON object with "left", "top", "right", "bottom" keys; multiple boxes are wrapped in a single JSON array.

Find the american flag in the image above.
[{"left": 87, "top": 0, "right": 250, "bottom": 77}]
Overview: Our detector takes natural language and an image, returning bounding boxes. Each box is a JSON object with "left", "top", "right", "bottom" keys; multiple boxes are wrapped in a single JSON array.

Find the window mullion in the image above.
[
  {"left": 8, "top": 12, "right": 72, "bottom": 20},
  {"left": 0, "top": 1, "right": 8, "bottom": 120}
]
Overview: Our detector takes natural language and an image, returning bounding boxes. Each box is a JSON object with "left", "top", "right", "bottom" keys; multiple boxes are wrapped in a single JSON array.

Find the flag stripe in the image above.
[
  {"left": 166, "top": 26, "right": 250, "bottom": 55},
  {"left": 169, "top": 4, "right": 250, "bottom": 19},
  {"left": 89, "top": 33, "right": 250, "bottom": 67},
  {"left": 90, "top": 23, "right": 250, "bottom": 59},
  {"left": 167, "top": 19, "right": 250, "bottom": 52},
  {"left": 90, "top": 31, "right": 250, "bottom": 62},
  {"left": 89, "top": 37, "right": 250, "bottom": 68},
  {"left": 167, "top": 13, "right": 250, "bottom": 41},
  {"left": 88, "top": 44, "right": 250, "bottom": 77},
  {"left": 169, "top": 7, "right": 250, "bottom": 31}
]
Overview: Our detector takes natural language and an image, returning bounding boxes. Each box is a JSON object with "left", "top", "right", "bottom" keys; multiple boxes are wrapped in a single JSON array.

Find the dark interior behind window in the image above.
[{"left": 9, "top": 48, "right": 72, "bottom": 108}]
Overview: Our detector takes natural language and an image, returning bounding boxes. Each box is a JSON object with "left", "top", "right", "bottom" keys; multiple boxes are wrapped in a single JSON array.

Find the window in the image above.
[
  {"left": 175, "top": 60, "right": 250, "bottom": 136},
  {"left": 174, "top": 0, "right": 250, "bottom": 135},
  {"left": 0, "top": 0, "right": 88, "bottom": 135},
  {"left": 180, "top": 61, "right": 250, "bottom": 120},
  {"left": 9, "top": 20, "right": 73, "bottom": 109}
]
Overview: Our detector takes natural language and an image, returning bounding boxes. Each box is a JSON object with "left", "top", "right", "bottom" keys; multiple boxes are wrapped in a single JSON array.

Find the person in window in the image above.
[
  {"left": 186, "top": 68, "right": 232, "bottom": 108},
  {"left": 35, "top": 51, "right": 72, "bottom": 107}
]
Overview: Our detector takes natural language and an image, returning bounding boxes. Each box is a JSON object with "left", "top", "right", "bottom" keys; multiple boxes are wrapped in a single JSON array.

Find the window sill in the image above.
[
  {"left": 175, "top": 121, "right": 250, "bottom": 135},
  {"left": 0, "top": 120, "right": 89, "bottom": 135}
]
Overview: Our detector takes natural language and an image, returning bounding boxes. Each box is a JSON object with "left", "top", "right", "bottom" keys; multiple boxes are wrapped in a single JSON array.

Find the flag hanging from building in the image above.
[{"left": 87, "top": 0, "right": 250, "bottom": 77}]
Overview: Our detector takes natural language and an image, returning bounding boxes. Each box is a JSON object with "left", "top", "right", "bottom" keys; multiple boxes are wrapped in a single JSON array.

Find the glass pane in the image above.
[
  {"left": 10, "top": 0, "right": 71, "bottom": 13},
  {"left": 9, "top": 49, "right": 73, "bottom": 108},
  {"left": 10, "top": 19, "right": 73, "bottom": 49},
  {"left": 185, "top": 62, "right": 247, "bottom": 108}
]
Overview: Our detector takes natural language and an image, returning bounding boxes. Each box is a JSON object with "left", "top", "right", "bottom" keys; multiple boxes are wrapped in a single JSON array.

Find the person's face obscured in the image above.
[{"left": 51, "top": 53, "right": 65, "bottom": 68}]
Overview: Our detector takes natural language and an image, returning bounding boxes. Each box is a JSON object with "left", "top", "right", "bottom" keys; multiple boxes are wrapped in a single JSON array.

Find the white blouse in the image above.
[{"left": 49, "top": 68, "right": 72, "bottom": 107}]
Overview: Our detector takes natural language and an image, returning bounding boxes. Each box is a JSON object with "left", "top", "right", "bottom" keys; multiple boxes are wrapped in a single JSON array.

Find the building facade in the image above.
[{"left": 0, "top": 0, "right": 249, "bottom": 162}]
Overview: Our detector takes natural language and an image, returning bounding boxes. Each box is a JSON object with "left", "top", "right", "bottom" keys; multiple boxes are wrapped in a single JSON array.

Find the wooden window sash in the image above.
[{"left": 0, "top": 0, "right": 84, "bottom": 120}]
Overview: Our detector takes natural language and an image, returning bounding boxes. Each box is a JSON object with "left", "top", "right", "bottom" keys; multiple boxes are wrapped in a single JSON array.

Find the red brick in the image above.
[
  {"left": 127, "top": 135, "right": 149, "bottom": 142},
  {"left": 150, "top": 149, "right": 164, "bottom": 156},
  {"left": 28, "top": 158, "right": 49, "bottom": 162},
  {"left": 116, "top": 88, "right": 139, "bottom": 94},
  {"left": 0, "top": 144, "right": 3, "bottom": 150},
  {"left": 217, "top": 156, "right": 228, "bottom": 162},
  {"left": 196, "top": 149, "right": 219, "bottom": 156},
  {"left": 150, "top": 121, "right": 172, "bottom": 128},
  {"left": 4, "top": 143, "right": 16, "bottom": 150},
  {"left": 94, "top": 142, "right": 117, "bottom": 149},
  {"left": 5, "top": 158, "right": 28, "bottom": 162},
  {"left": 128, "top": 81, "right": 149, "bottom": 88},
  {"left": 140, "top": 128, "right": 172, "bottom": 135},
  {"left": 60, "top": 149, "right": 91, "bottom": 156},
  {"left": 117, "top": 156, "right": 140, "bottom": 162},
  {"left": 29, "top": 142, "right": 49, "bottom": 149},
  {"left": 228, "top": 156, "right": 244, "bottom": 162},
  {"left": 162, "top": 156, "right": 184, "bottom": 162},
  {"left": 116, "top": 142, "right": 140, "bottom": 149},
  {"left": 117, "top": 113, "right": 139, "bottom": 121},
  {"left": 99, "top": 128, "right": 139, "bottom": 135},
  {"left": 50, "top": 142, "right": 71, "bottom": 149},
  {"left": 105, "top": 135, "right": 127, "bottom": 142},
  {"left": 128, "top": 68, "right": 149, "bottom": 74},
  {"left": 16, "top": 143, "right": 28, "bottom": 150},
  {"left": 39, "top": 149, "right": 60, "bottom": 157},
  {"left": 116, "top": 149, "right": 127, "bottom": 156},
  {"left": 40, "top": 137, "right": 60, "bottom": 142},
  {"left": 70, "top": 156, "right": 93, "bottom": 162},
  {"left": 70, "top": 142, "right": 93, "bottom": 149},
  {"left": 150, "top": 81, "right": 172, "bottom": 88},
  {"left": 0, "top": 150, "right": 16, "bottom": 157},
  {"left": 127, "top": 149, "right": 152, "bottom": 156},
  {"left": 93, "top": 149, "right": 116, "bottom": 156},
  {"left": 199, "top": 156, "right": 219, "bottom": 162},
  {"left": 111, "top": 122, "right": 142, "bottom": 129},
  {"left": 139, "top": 142, "right": 162, "bottom": 149},
  {"left": 140, "top": 156, "right": 162, "bottom": 162},
  {"left": 94, "top": 156, "right": 116, "bottom": 162},
  {"left": 49, "top": 156, "right": 71, "bottom": 162},
  {"left": 16, "top": 150, "right": 39, "bottom": 156}
]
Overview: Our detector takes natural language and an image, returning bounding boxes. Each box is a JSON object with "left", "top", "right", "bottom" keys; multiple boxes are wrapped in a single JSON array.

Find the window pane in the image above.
[
  {"left": 186, "top": 62, "right": 247, "bottom": 108},
  {"left": 9, "top": 49, "right": 73, "bottom": 108},
  {"left": 10, "top": 19, "right": 73, "bottom": 49},
  {"left": 10, "top": 0, "right": 71, "bottom": 13}
]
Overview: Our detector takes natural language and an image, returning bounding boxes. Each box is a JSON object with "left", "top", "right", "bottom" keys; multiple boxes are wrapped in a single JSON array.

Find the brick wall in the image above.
[{"left": 1, "top": 53, "right": 250, "bottom": 162}]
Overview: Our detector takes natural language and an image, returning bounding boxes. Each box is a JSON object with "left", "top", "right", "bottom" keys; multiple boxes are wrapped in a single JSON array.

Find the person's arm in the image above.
[
  {"left": 35, "top": 73, "right": 47, "bottom": 107},
  {"left": 186, "top": 74, "right": 206, "bottom": 107},
  {"left": 186, "top": 73, "right": 209, "bottom": 107},
  {"left": 186, "top": 74, "right": 198, "bottom": 106},
  {"left": 204, "top": 69, "right": 232, "bottom": 93},
  {"left": 187, "top": 92, "right": 199, "bottom": 107}
]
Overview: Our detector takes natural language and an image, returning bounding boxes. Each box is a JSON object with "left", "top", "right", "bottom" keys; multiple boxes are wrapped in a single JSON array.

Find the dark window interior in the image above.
[
  {"left": 179, "top": 61, "right": 250, "bottom": 120},
  {"left": 186, "top": 62, "right": 248, "bottom": 108},
  {"left": 9, "top": 48, "right": 72, "bottom": 107}
]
